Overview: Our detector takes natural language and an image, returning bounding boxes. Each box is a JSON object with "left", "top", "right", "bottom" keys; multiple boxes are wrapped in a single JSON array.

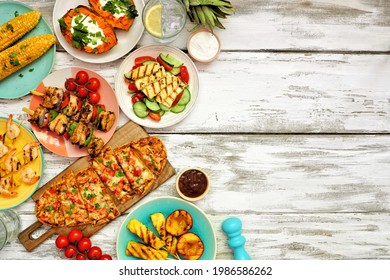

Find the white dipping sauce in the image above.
[{"left": 188, "top": 30, "right": 220, "bottom": 62}]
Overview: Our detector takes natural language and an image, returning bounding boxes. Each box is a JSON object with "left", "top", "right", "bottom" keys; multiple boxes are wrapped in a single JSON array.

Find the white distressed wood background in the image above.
[{"left": 1, "top": 0, "right": 390, "bottom": 260}]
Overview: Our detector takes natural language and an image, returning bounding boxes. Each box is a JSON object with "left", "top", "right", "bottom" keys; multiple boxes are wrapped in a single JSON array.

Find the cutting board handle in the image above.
[{"left": 18, "top": 221, "right": 57, "bottom": 252}]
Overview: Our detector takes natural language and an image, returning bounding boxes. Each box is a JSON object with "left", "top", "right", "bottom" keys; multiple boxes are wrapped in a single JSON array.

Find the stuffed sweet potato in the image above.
[
  {"left": 88, "top": 0, "right": 138, "bottom": 31},
  {"left": 58, "top": 5, "right": 118, "bottom": 54}
]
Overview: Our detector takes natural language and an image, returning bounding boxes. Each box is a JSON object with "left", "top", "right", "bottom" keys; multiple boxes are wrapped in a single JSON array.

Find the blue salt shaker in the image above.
[{"left": 221, "top": 217, "right": 251, "bottom": 260}]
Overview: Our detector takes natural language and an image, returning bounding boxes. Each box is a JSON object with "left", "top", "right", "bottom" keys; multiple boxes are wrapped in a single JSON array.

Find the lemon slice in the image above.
[{"left": 144, "top": 4, "right": 162, "bottom": 38}]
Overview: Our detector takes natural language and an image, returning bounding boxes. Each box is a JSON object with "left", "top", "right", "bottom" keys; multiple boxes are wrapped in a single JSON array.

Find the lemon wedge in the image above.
[{"left": 144, "top": 4, "right": 162, "bottom": 38}]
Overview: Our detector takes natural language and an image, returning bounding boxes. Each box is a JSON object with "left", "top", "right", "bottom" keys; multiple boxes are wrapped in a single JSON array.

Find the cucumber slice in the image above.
[
  {"left": 159, "top": 53, "right": 184, "bottom": 67},
  {"left": 144, "top": 98, "right": 160, "bottom": 112},
  {"left": 170, "top": 67, "right": 181, "bottom": 75},
  {"left": 142, "top": 60, "right": 156, "bottom": 65},
  {"left": 170, "top": 104, "right": 186, "bottom": 114},
  {"left": 178, "top": 87, "right": 191, "bottom": 106},
  {"left": 159, "top": 103, "right": 170, "bottom": 112},
  {"left": 133, "top": 102, "right": 149, "bottom": 118},
  {"left": 160, "top": 110, "right": 165, "bottom": 117}
]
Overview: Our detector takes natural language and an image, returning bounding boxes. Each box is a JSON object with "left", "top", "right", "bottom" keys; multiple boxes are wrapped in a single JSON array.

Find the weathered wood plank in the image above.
[
  {"left": 2, "top": 212, "right": 390, "bottom": 260},
  {"left": 3, "top": 51, "right": 389, "bottom": 133},
  {"left": 14, "top": 0, "right": 390, "bottom": 51}
]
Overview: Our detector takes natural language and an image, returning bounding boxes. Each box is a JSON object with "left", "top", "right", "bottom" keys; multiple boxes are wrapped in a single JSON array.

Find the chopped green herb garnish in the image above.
[
  {"left": 10, "top": 59, "right": 20, "bottom": 66},
  {"left": 115, "top": 170, "right": 125, "bottom": 177},
  {"left": 29, "top": 68, "right": 34, "bottom": 72},
  {"left": 95, "top": 203, "right": 100, "bottom": 209},
  {"left": 45, "top": 206, "right": 54, "bottom": 212},
  {"left": 2, "top": 63, "right": 7, "bottom": 70},
  {"left": 14, "top": 11, "right": 19, "bottom": 17},
  {"left": 20, "top": 44, "right": 28, "bottom": 50},
  {"left": 19, "top": 73, "right": 23, "bottom": 77},
  {"left": 102, "top": 0, "right": 138, "bottom": 19},
  {"left": 6, "top": 23, "right": 14, "bottom": 32},
  {"left": 9, "top": 52, "right": 18, "bottom": 58}
]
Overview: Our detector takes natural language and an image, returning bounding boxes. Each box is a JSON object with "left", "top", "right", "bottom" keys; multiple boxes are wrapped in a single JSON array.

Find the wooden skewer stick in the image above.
[
  {"left": 22, "top": 107, "right": 34, "bottom": 116},
  {"left": 29, "top": 90, "right": 45, "bottom": 97}
]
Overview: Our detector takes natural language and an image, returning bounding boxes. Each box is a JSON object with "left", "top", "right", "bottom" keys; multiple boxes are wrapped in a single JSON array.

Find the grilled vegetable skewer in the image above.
[
  {"left": 22, "top": 107, "right": 105, "bottom": 157},
  {"left": 30, "top": 88, "right": 116, "bottom": 132}
]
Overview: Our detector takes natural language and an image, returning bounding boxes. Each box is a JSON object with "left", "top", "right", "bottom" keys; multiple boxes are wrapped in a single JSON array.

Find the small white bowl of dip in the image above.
[{"left": 187, "top": 29, "right": 221, "bottom": 63}]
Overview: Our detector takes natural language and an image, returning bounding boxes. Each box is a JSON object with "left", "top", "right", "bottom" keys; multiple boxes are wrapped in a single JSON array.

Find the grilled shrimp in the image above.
[
  {"left": 3, "top": 148, "right": 21, "bottom": 173},
  {"left": 0, "top": 175, "right": 17, "bottom": 197},
  {"left": 6, "top": 114, "right": 21, "bottom": 140},
  {"left": 0, "top": 135, "right": 9, "bottom": 159},
  {"left": 19, "top": 167, "right": 40, "bottom": 185}
]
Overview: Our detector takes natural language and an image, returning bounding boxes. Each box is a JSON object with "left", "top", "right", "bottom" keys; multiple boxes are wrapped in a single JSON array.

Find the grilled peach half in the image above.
[
  {"left": 165, "top": 209, "right": 193, "bottom": 236},
  {"left": 177, "top": 232, "right": 204, "bottom": 260}
]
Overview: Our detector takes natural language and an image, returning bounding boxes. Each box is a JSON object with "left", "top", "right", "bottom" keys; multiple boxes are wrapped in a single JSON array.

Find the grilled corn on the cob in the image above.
[
  {"left": 0, "top": 34, "right": 56, "bottom": 81},
  {"left": 0, "top": 10, "right": 41, "bottom": 52}
]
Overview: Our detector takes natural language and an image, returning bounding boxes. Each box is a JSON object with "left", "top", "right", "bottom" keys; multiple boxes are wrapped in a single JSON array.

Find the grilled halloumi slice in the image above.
[
  {"left": 130, "top": 62, "right": 160, "bottom": 80},
  {"left": 135, "top": 66, "right": 166, "bottom": 91}
]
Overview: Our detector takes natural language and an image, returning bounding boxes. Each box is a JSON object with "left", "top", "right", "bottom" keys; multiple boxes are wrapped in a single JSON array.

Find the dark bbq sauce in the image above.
[{"left": 178, "top": 169, "right": 208, "bottom": 198}]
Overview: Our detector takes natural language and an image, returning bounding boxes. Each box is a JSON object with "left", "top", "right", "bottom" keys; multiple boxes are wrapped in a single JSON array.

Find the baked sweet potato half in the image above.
[
  {"left": 88, "top": 0, "right": 138, "bottom": 31},
  {"left": 58, "top": 5, "right": 118, "bottom": 54}
]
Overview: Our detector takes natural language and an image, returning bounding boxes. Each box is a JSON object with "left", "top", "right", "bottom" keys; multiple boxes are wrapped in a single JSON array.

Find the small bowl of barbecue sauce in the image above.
[{"left": 176, "top": 168, "right": 210, "bottom": 202}]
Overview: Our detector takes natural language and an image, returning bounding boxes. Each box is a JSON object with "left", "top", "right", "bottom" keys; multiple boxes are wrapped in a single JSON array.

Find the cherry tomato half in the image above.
[
  {"left": 135, "top": 55, "right": 156, "bottom": 65},
  {"left": 65, "top": 78, "right": 77, "bottom": 91},
  {"left": 87, "top": 246, "right": 103, "bottom": 260},
  {"left": 55, "top": 234, "right": 69, "bottom": 249},
  {"left": 131, "top": 93, "right": 145, "bottom": 104},
  {"left": 128, "top": 83, "right": 138, "bottom": 93},
  {"left": 77, "top": 237, "right": 92, "bottom": 253},
  {"left": 75, "top": 70, "right": 89, "bottom": 85},
  {"left": 76, "top": 85, "right": 89, "bottom": 98},
  {"left": 179, "top": 66, "right": 189, "bottom": 84},
  {"left": 171, "top": 92, "right": 183, "bottom": 108},
  {"left": 64, "top": 244, "right": 78, "bottom": 259},
  {"left": 86, "top": 77, "right": 100, "bottom": 91},
  {"left": 99, "top": 254, "right": 113, "bottom": 260},
  {"left": 148, "top": 111, "right": 161, "bottom": 122},
  {"left": 89, "top": 91, "right": 101, "bottom": 104},
  {"left": 67, "top": 229, "right": 83, "bottom": 244}
]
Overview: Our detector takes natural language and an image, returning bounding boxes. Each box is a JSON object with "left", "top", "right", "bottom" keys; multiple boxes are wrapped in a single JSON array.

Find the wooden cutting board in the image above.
[{"left": 18, "top": 120, "right": 176, "bottom": 252}]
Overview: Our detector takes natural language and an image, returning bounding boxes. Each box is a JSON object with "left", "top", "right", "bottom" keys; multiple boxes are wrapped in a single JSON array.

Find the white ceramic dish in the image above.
[
  {"left": 115, "top": 45, "right": 199, "bottom": 128},
  {"left": 52, "top": 0, "right": 144, "bottom": 63}
]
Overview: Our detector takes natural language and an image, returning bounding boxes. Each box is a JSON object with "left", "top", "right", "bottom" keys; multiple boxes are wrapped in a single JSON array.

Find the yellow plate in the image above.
[{"left": 0, "top": 117, "right": 44, "bottom": 210}]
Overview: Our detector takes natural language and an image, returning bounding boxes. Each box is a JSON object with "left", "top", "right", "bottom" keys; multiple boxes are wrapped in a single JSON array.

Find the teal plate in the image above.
[
  {"left": 0, "top": 1, "right": 55, "bottom": 99},
  {"left": 116, "top": 196, "right": 217, "bottom": 260}
]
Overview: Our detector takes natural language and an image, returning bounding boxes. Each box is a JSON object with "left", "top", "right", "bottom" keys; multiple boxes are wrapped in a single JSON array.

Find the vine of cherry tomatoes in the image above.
[
  {"left": 65, "top": 70, "right": 101, "bottom": 105},
  {"left": 55, "top": 229, "right": 112, "bottom": 260}
]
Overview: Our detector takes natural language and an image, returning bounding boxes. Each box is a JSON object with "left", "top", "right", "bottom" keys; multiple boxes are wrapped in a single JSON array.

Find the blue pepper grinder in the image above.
[{"left": 221, "top": 217, "right": 251, "bottom": 260}]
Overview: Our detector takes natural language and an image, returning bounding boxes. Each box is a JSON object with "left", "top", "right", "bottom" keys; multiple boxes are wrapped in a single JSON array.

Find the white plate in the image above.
[
  {"left": 52, "top": 0, "right": 144, "bottom": 63},
  {"left": 115, "top": 45, "right": 199, "bottom": 128}
]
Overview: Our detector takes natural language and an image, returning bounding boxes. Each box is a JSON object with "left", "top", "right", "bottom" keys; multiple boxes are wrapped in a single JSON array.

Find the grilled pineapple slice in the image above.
[
  {"left": 127, "top": 218, "right": 165, "bottom": 249},
  {"left": 126, "top": 241, "right": 168, "bottom": 260},
  {"left": 150, "top": 212, "right": 178, "bottom": 256}
]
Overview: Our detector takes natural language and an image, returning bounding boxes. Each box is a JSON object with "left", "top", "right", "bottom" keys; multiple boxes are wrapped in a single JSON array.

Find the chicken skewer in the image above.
[
  {"left": 22, "top": 107, "right": 105, "bottom": 157},
  {"left": 30, "top": 87, "right": 116, "bottom": 132}
]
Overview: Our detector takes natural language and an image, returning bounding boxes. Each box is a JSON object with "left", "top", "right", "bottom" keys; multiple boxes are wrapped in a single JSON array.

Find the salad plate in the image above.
[
  {"left": 115, "top": 45, "right": 199, "bottom": 128},
  {"left": 0, "top": 1, "right": 55, "bottom": 99},
  {"left": 52, "top": 0, "right": 144, "bottom": 63},
  {"left": 116, "top": 196, "right": 216, "bottom": 260},
  {"left": 28, "top": 67, "right": 119, "bottom": 157}
]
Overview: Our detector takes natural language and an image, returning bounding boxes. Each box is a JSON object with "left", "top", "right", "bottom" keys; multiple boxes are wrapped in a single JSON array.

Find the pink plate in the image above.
[{"left": 30, "top": 67, "right": 119, "bottom": 157}]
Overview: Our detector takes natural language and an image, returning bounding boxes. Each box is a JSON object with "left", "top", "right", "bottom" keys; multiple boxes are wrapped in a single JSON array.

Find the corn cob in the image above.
[
  {"left": 0, "top": 34, "right": 56, "bottom": 81},
  {"left": 0, "top": 10, "right": 41, "bottom": 52}
]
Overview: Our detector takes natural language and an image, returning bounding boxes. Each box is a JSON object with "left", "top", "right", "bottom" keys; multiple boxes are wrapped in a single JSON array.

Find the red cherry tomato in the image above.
[
  {"left": 135, "top": 56, "right": 156, "bottom": 65},
  {"left": 88, "top": 91, "right": 100, "bottom": 104},
  {"left": 67, "top": 229, "right": 83, "bottom": 244},
  {"left": 179, "top": 66, "right": 189, "bottom": 84},
  {"left": 148, "top": 111, "right": 161, "bottom": 122},
  {"left": 76, "top": 85, "right": 89, "bottom": 98},
  {"left": 156, "top": 56, "right": 173, "bottom": 71},
  {"left": 76, "top": 254, "right": 87, "bottom": 260},
  {"left": 55, "top": 234, "right": 69, "bottom": 249},
  {"left": 77, "top": 237, "right": 92, "bottom": 253},
  {"left": 75, "top": 70, "right": 89, "bottom": 85},
  {"left": 131, "top": 93, "right": 145, "bottom": 104},
  {"left": 99, "top": 254, "right": 113, "bottom": 260},
  {"left": 86, "top": 77, "right": 100, "bottom": 91},
  {"left": 87, "top": 246, "right": 103, "bottom": 260},
  {"left": 64, "top": 244, "right": 78, "bottom": 259},
  {"left": 65, "top": 78, "right": 77, "bottom": 91},
  {"left": 128, "top": 83, "right": 138, "bottom": 93}
]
